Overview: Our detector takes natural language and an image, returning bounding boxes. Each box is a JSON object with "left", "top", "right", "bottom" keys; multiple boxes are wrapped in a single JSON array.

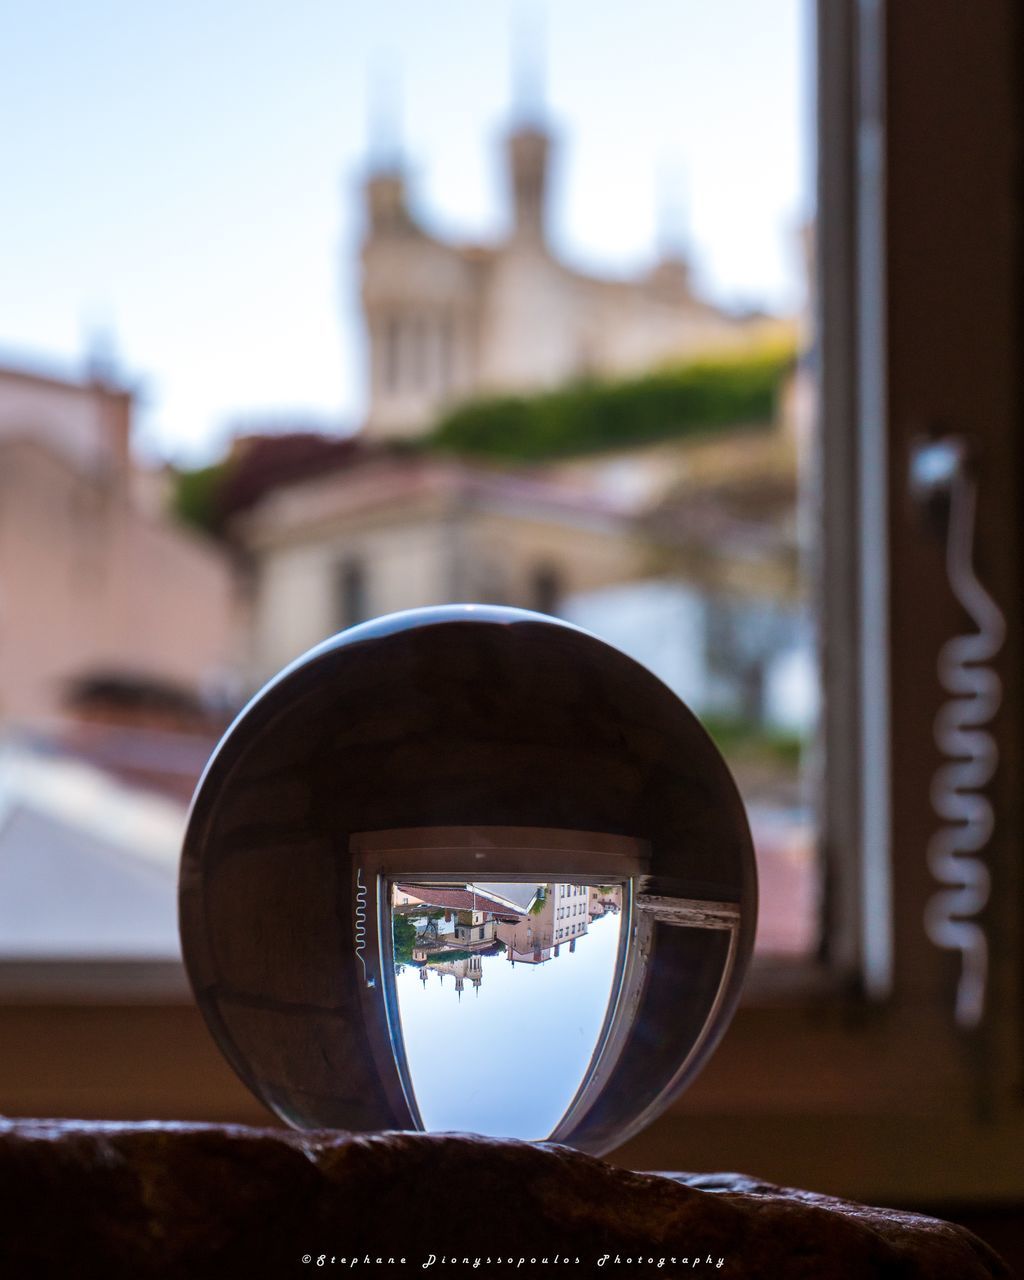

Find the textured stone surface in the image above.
[{"left": 0, "top": 1121, "right": 1010, "bottom": 1279}]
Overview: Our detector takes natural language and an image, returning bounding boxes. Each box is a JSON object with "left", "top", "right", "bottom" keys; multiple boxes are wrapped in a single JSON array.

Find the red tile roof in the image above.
[{"left": 395, "top": 884, "right": 523, "bottom": 920}]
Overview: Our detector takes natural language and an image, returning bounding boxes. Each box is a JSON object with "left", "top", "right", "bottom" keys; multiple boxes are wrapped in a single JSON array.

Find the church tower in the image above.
[
  {"left": 504, "top": 6, "right": 552, "bottom": 246},
  {"left": 364, "top": 165, "right": 413, "bottom": 237},
  {"left": 505, "top": 125, "right": 552, "bottom": 246}
]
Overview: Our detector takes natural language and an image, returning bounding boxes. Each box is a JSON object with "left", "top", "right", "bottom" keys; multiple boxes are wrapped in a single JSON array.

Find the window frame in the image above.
[{"left": 0, "top": 0, "right": 878, "bottom": 1010}]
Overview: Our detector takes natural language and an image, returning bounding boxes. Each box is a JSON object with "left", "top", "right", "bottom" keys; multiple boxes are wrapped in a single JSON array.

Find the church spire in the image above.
[
  {"left": 656, "top": 161, "right": 692, "bottom": 263},
  {"left": 510, "top": 1, "right": 546, "bottom": 127},
  {"left": 505, "top": 4, "right": 552, "bottom": 245},
  {"left": 649, "top": 160, "right": 693, "bottom": 297},
  {"left": 363, "top": 54, "right": 413, "bottom": 236},
  {"left": 367, "top": 49, "right": 403, "bottom": 174}
]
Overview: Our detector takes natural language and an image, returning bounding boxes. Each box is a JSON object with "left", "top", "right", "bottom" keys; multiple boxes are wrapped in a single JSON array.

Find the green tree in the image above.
[
  {"left": 392, "top": 914, "right": 418, "bottom": 966},
  {"left": 171, "top": 461, "right": 228, "bottom": 537}
]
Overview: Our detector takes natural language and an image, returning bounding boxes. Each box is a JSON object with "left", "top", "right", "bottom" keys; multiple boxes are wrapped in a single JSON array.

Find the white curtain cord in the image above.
[{"left": 922, "top": 468, "right": 1006, "bottom": 1028}]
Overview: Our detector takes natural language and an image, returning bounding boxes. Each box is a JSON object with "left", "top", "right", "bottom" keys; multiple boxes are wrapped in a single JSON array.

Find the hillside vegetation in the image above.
[
  {"left": 171, "top": 344, "right": 796, "bottom": 535},
  {"left": 426, "top": 342, "right": 795, "bottom": 463}
]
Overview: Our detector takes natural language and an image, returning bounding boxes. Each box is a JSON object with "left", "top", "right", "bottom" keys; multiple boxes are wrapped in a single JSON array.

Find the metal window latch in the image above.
[{"left": 909, "top": 435, "right": 1005, "bottom": 1029}]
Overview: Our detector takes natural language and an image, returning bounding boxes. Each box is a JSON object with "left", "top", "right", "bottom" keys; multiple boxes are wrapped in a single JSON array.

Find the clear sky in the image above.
[
  {"left": 0, "top": 0, "right": 809, "bottom": 463},
  {"left": 395, "top": 910, "right": 622, "bottom": 1138}
]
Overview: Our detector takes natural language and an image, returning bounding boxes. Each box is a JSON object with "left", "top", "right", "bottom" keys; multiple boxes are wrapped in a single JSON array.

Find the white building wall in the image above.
[
  {"left": 248, "top": 520, "right": 458, "bottom": 684},
  {"left": 0, "top": 371, "right": 115, "bottom": 474}
]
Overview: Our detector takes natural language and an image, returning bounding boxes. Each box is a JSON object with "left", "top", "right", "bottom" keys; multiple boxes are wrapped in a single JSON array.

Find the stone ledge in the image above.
[{"left": 0, "top": 1120, "right": 1011, "bottom": 1279}]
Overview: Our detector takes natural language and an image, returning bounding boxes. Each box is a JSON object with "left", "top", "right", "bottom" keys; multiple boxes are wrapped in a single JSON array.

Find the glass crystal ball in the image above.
[{"left": 179, "top": 605, "right": 756, "bottom": 1155}]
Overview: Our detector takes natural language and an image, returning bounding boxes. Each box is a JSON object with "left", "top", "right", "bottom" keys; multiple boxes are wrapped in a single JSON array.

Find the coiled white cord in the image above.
[
  {"left": 354, "top": 867, "right": 376, "bottom": 988},
  {"left": 922, "top": 466, "right": 1005, "bottom": 1028}
]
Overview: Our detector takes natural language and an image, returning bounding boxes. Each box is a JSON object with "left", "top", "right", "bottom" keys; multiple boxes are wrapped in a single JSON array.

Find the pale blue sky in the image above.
[
  {"left": 395, "top": 910, "right": 622, "bottom": 1138},
  {"left": 0, "top": 1, "right": 810, "bottom": 462}
]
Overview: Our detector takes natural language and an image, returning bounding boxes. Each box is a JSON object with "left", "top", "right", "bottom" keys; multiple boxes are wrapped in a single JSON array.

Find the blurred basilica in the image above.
[
  {"left": 238, "top": 91, "right": 806, "bottom": 742},
  {"left": 360, "top": 105, "right": 778, "bottom": 438}
]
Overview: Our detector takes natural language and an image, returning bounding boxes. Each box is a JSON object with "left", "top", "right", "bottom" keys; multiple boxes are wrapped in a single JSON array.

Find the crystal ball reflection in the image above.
[{"left": 179, "top": 606, "right": 757, "bottom": 1155}]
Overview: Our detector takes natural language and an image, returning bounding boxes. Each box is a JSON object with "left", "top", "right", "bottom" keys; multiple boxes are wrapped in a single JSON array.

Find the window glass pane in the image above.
[{"left": 0, "top": 0, "right": 815, "bottom": 966}]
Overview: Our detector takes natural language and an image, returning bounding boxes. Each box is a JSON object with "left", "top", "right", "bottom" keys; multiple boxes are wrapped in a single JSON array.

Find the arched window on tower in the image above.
[
  {"left": 383, "top": 316, "right": 401, "bottom": 394},
  {"left": 412, "top": 316, "right": 429, "bottom": 389},
  {"left": 531, "top": 563, "right": 562, "bottom": 617},
  {"left": 439, "top": 313, "right": 456, "bottom": 394},
  {"left": 335, "top": 557, "right": 368, "bottom": 631}
]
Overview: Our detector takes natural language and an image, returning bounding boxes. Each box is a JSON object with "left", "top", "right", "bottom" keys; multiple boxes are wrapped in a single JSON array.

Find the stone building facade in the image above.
[
  {"left": 0, "top": 361, "right": 237, "bottom": 726},
  {"left": 360, "top": 116, "right": 782, "bottom": 438},
  {"left": 237, "top": 448, "right": 642, "bottom": 685},
  {"left": 230, "top": 103, "right": 812, "bottom": 759}
]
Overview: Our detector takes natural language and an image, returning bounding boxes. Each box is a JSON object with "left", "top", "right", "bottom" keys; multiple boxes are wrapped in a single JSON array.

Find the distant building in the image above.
[
  {"left": 452, "top": 912, "right": 498, "bottom": 949},
  {"left": 426, "top": 955, "right": 484, "bottom": 996},
  {"left": 588, "top": 885, "right": 623, "bottom": 920},
  {"left": 561, "top": 412, "right": 815, "bottom": 734},
  {"left": 236, "top": 409, "right": 810, "bottom": 724},
  {"left": 233, "top": 97, "right": 807, "bottom": 735},
  {"left": 0, "top": 359, "right": 238, "bottom": 727},
  {"left": 394, "top": 883, "right": 527, "bottom": 920},
  {"left": 238, "top": 450, "right": 642, "bottom": 684},
  {"left": 496, "top": 883, "right": 590, "bottom": 963},
  {"left": 360, "top": 111, "right": 783, "bottom": 438}
]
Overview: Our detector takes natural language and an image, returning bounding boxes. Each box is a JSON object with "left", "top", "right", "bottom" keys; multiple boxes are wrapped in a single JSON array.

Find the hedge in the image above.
[{"left": 427, "top": 344, "right": 794, "bottom": 462}]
